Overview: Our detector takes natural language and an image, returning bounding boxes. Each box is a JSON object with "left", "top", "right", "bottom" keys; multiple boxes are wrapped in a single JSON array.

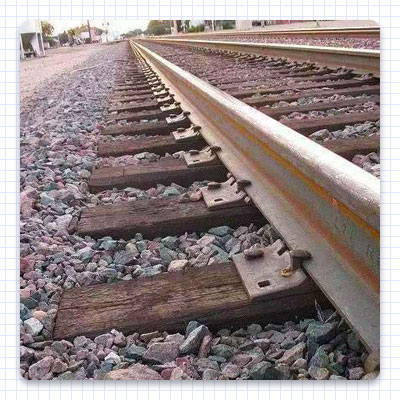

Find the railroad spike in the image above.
[{"left": 281, "top": 250, "right": 312, "bottom": 277}]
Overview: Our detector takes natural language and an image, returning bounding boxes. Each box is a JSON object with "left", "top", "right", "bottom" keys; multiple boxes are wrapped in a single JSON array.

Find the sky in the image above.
[{"left": 50, "top": 20, "right": 149, "bottom": 35}]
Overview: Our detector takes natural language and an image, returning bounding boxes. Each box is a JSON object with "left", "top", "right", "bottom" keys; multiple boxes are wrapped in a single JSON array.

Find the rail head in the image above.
[
  {"left": 141, "top": 37, "right": 380, "bottom": 77},
  {"left": 132, "top": 40, "right": 380, "bottom": 352}
]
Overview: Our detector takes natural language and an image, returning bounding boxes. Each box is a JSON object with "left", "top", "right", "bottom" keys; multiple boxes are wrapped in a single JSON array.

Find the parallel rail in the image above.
[
  {"left": 165, "top": 26, "right": 380, "bottom": 39},
  {"left": 141, "top": 38, "right": 381, "bottom": 77},
  {"left": 133, "top": 40, "right": 380, "bottom": 352}
]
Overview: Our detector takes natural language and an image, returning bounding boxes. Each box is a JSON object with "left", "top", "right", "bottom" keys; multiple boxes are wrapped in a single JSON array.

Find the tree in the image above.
[
  {"left": 41, "top": 21, "right": 54, "bottom": 37},
  {"left": 221, "top": 20, "right": 235, "bottom": 30},
  {"left": 188, "top": 24, "right": 204, "bottom": 33},
  {"left": 146, "top": 20, "right": 171, "bottom": 36},
  {"left": 125, "top": 29, "right": 143, "bottom": 37},
  {"left": 58, "top": 31, "right": 69, "bottom": 45}
]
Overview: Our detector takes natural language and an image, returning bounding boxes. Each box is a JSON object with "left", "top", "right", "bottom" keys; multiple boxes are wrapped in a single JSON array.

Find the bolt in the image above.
[
  {"left": 209, "top": 145, "right": 221, "bottom": 153},
  {"left": 236, "top": 179, "right": 251, "bottom": 191},
  {"left": 244, "top": 196, "right": 252, "bottom": 204},
  {"left": 281, "top": 249, "right": 311, "bottom": 277}
]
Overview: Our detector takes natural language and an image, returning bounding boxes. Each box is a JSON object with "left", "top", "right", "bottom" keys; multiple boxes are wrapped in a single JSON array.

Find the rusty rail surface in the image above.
[
  {"left": 165, "top": 26, "right": 380, "bottom": 39},
  {"left": 131, "top": 40, "right": 380, "bottom": 352},
  {"left": 140, "top": 38, "right": 380, "bottom": 77}
]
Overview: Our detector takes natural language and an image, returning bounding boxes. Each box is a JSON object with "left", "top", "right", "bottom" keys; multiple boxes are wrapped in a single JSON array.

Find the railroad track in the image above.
[
  {"left": 52, "top": 39, "right": 379, "bottom": 365},
  {"left": 144, "top": 37, "right": 380, "bottom": 78},
  {"left": 140, "top": 38, "right": 380, "bottom": 172},
  {"left": 167, "top": 26, "right": 380, "bottom": 40}
]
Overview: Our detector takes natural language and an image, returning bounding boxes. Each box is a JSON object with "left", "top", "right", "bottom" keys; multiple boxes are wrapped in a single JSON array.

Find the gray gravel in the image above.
[
  {"left": 21, "top": 315, "right": 379, "bottom": 380},
  {"left": 200, "top": 35, "right": 380, "bottom": 50}
]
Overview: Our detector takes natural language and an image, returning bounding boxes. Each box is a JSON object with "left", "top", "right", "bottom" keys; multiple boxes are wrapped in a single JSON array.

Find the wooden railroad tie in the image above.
[
  {"left": 101, "top": 111, "right": 191, "bottom": 137},
  {"left": 282, "top": 111, "right": 380, "bottom": 136},
  {"left": 244, "top": 85, "right": 380, "bottom": 107},
  {"left": 264, "top": 95, "right": 380, "bottom": 119},
  {"left": 231, "top": 76, "right": 377, "bottom": 100},
  {"left": 89, "top": 157, "right": 227, "bottom": 193},
  {"left": 77, "top": 194, "right": 263, "bottom": 240},
  {"left": 97, "top": 132, "right": 205, "bottom": 157},
  {"left": 54, "top": 243, "right": 326, "bottom": 341}
]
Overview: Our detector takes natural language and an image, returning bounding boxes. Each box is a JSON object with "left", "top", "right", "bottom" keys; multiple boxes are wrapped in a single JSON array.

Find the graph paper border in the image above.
[{"left": 1, "top": 1, "right": 394, "bottom": 399}]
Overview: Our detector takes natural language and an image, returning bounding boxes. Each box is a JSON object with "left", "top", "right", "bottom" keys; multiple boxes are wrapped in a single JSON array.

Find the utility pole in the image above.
[{"left": 87, "top": 20, "right": 92, "bottom": 43}]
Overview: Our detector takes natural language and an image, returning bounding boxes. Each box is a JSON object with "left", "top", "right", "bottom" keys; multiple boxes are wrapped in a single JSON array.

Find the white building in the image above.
[
  {"left": 20, "top": 20, "right": 45, "bottom": 59},
  {"left": 100, "top": 30, "right": 121, "bottom": 43},
  {"left": 235, "top": 20, "right": 253, "bottom": 30}
]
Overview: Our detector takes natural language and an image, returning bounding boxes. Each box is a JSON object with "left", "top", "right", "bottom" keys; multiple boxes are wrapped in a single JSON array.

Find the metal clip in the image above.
[
  {"left": 172, "top": 125, "right": 201, "bottom": 142},
  {"left": 183, "top": 145, "right": 221, "bottom": 168},
  {"left": 160, "top": 102, "right": 181, "bottom": 114},
  {"left": 147, "top": 76, "right": 159, "bottom": 83},
  {"left": 153, "top": 89, "right": 169, "bottom": 98},
  {"left": 281, "top": 250, "right": 311, "bottom": 277},
  {"left": 157, "top": 94, "right": 175, "bottom": 104},
  {"left": 166, "top": 111, "right": 190, "bottom": 125},
  {"left": 200, "top": 174, "right": 251, "bottom": 210},
  {"left": 233, "top": 240, "right": 310, "bottom": 301},
  {"left": 151, "top": 83, "right": 165, "bottom": 91}
]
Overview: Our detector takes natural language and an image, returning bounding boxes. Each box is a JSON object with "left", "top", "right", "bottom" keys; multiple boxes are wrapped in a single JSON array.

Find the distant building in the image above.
[
  {"left": 235, "top": 21, "right": 253, "bottom": 30},
  {"left": 20, "top": 20, "right": 45, "bottom": 59},
  {"left": 235, "top": 20, "right": 311, "bottom": 30},
  {"left": 79, "top": 28, "right": 102, "bottom": 43},
  {"left": 100, "top": 30, "right": 121, "bottom": 43}
]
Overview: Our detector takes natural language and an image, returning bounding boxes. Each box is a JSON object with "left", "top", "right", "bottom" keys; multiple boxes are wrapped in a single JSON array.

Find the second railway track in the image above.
[
  {"left": 46, "top": 39, "right": 380, "bottom": 380},
  {"left": 139, "top": 38, "right": 380, "bottom": 177}
]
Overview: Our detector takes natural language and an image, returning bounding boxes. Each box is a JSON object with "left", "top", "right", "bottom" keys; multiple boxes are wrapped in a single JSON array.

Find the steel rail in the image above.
[
  {"left": 131, "top": 41, "right": 380, "bottom": 352},
  {"left": 140, "top": 38, "right": 380, "bottom": 77},
  {"left": 166, "top": 26, "right": 380, "bottom": 39}
]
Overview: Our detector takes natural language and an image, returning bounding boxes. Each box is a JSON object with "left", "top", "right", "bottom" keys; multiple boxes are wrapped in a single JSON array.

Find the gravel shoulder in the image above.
[{"left": 20, "top": 44, "right": 108, "bottom": 101}]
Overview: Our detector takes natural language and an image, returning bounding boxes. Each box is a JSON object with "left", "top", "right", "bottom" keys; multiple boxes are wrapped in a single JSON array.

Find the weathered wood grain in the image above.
[
  {"left": 232, "top": 77, "right": 376, "bottom": 100},
  {"left": 322, "top": 136, "right": 380, "bottom": 160},
  {"left": 263, "top": 95, "right": 380, "bottom": 119},
  {"left": 77, "top": 197, "right": 263, "bottom": 239},
  {"left": 110, "top": 108, "right": 168, "bottom": 122},
  {"left": 89, "top": 158, "right": 227, "bottom": 192},
  {"left": 282, "top": 111, "right": 380, "bottom": 135},
  {"left": 54, "top": 262, "right": 325, "bottom": 340},
  {"left": 218, "top": 71, "right": 353, "bottom": 92},
  {"left": 101, "top": 117, "right": 190, "bottom": 136},
  {"left": 97, "top": 135, "right": 205, "bottom": 157},
  {"left": 111, "top": 91, "right": 155, "bottom": 100},
  {"left": 109, "top": 100, "right": 159, "bottom": 113},
  {"left": 243, "top": 85, "right": 380, "bottom": 107}
]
